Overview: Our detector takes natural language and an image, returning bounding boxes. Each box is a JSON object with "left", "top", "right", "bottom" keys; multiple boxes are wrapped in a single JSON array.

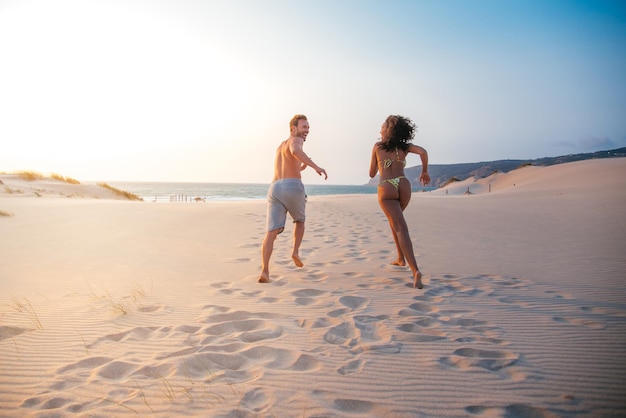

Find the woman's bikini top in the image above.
[{"left": 382, "top": 147, "right": 406, "bottom": 169}]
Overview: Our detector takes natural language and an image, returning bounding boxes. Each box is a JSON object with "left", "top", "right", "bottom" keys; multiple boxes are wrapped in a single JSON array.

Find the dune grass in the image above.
[
  {"left": 50, "top": 173, "right": 81, "bottom": 184},
  {"left": 15, "top": 171, "right": 46, "bottom": 181},
  {"left": 12, "top": 171, "right": 80, "bottom": 184},
  {"left": 442, "top": 176, "right": 461, "bottom": 187},
  {"left": 9, "top": 295, "right": 43, "bottom": 329},
  {"left": 86, "top": 281, "right": 149, "bottom": 315},
  {"left": 97, "top": 182, "right": 143, "bottom": 201}
]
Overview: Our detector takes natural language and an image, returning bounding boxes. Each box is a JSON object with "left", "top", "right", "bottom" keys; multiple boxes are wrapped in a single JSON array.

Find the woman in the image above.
[{"left": 369, "top": 115, "right": 430, "bottom": 288}]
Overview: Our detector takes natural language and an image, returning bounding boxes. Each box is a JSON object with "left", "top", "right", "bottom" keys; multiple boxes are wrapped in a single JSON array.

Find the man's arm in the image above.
[{"left": 290, "top": 137, "right": 328, "bottom": 179}]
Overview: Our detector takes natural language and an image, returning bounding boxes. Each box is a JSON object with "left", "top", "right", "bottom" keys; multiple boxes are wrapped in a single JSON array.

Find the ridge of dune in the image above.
[
  {"left": 433, "top": 157, "right": 626, "bottom": 196},
  {"left": 0, "top": 173, "right": 140, "bottom": 200}
]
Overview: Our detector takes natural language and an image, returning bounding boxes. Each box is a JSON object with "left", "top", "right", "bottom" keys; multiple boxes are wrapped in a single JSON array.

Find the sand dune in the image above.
[{"left": 1, "top": 158, "right": 625, "bottom": 417}]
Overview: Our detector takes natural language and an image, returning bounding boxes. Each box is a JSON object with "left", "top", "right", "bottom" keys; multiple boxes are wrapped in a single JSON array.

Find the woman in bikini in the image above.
[{"left": 369, "top": 115, "right": 430, "bottom": 288}]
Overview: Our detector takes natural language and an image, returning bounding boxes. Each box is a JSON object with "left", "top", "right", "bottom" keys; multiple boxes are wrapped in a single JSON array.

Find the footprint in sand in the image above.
[
  {"left": 581, "top": 306, "right": 626, "bottom": 317},
  {"left": 324, "top": 322, "right": 357, "bottom": 345},
  {"left": 333, "top": 398, "right": 376, "bottom": 414},
  {"left": 297, "top": 317, "right": 337, "bottom": 329},
  {"left": 353, "top": 315, "right": 389, "bottom": 342},
  {"left": 203, "top": 318, "right": 283, "bottom": 343},
  {"left": 225, "top": 257, "right": 252, "bottom": 263},
  {"left": 133, "top": 363, "right": 175, "bottom": 379},
  {"left": 439, "top": 347, "right": 519, "bottom": 373},
  {"left": 466, "top": 403, "right": 557, "bottom": 417},
  {"left": 22, "top": 396, "right": 72, "bottom": 410},
  {"left": 210, "top": 281, "right": 231, "bottom": 290},
  {"left": 337, "top": 359, "right": 364, "bottom": 375},
  {"left": 328, "top": 308, "right": 350, "bottom": 318},
  {"left": 218, "top": 288, "right": 242, "bottom": 295},
  {"left": 338, "top": 295, "right": 369, "bottom": 311},
  {"left": 57, "top": 356, "right": 112, "bottom": 374},
  {"left": 0, "top": 325, "right": 31, "bottom": 340},
  {"left": 304, "top": 271, "right": 330, "bottom": 281},
  {"left": 291, "top": 288, "right": 326, "bottom": 305},
  {"left": 239, "top": 387, "right": 272, "bottom": 414},
  {"left": 95, "top": 360, "right": 138, "bottom": 380},
  {"left": 88, "top": 326, "right": 162, "bottom": 347},
  {"left": 241, "top": 346, "right": 321, "bottom": 372},
  {"left": 137, "top": 304, "right": 163, "bottom": 313},
  {"left": 258, "top": 296, "right": 279, "bottom": 303},
  {"left": 396, "top": 322, "right": 447, "bottom": 342},
  {"left": 398, "top": 301, "right": 437, "bottom": 317},
  {"left": 552, "top": 316, "right": 607, "bottom": 330}
]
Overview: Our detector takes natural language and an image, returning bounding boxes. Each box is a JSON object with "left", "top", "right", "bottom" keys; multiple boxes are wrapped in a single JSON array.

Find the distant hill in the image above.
[{"left": 367, "top": 147, "right": 626, "bottom": 188}]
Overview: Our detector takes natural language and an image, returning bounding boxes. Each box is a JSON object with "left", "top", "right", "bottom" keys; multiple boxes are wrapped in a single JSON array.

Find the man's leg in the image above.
[
  {"left": 259, "top": 229, "right": 280, "bottom": 283},
  {"left": 291, "top": 221, "right": 304, "bottom": 267}
]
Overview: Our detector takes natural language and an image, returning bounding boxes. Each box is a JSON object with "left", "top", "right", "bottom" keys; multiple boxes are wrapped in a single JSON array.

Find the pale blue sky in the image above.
[{"left": 1, "top": 0, "right": 625, "bottom": 184}]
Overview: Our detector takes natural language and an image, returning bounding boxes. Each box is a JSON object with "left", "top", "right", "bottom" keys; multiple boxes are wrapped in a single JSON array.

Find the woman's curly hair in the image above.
[{"left": 378, "top": 115, "right": 417, "bottom": 152}]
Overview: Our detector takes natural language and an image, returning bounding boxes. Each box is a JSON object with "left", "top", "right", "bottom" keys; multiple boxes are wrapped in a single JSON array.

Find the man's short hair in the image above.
[{"left": 289, "top": 114, "right": 308, "bottom": 128}]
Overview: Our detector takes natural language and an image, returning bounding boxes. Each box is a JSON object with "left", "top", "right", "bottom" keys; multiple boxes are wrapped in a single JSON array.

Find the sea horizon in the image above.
[{"left": 108, "top": 181, "right": 436, "bottom": 202}]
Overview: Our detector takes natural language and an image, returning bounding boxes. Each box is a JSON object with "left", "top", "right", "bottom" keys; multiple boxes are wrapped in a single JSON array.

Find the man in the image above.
[{"left": 258, "top": 114, "right": 327, "bottom": 283}]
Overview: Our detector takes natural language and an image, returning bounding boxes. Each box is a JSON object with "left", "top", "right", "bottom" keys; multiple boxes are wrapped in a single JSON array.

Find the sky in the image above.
[{"left": 1, "top": 0, "right": 625, "bottom": 185}]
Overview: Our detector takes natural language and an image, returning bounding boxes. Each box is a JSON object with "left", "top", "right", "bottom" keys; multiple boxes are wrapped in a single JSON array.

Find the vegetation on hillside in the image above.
[{"left": 97, "top": 183, "right": 143, "bottom": 201}]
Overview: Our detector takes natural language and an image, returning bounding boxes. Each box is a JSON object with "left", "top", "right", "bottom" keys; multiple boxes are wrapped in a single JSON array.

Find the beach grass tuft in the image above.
[
  {"left": 97, "top": 182, "right": 143, "bottom": 201},
  {"left": 16, "top": 171, "right": 46, "bottom": 181},
  {"left": 86, "top": 281, "right": 149, "bottom": 315},
  {"left": 50, "top": 173, "right": 81, "bottom": 184},
  {"left": 442, "top": 176, "right": 461, "bottom": 187},
  {"left": 160, "top": 374, "right": 193, "bottom": 402},
  {"left": 9, "top": 295, "right": 43, "bottom": 329}
]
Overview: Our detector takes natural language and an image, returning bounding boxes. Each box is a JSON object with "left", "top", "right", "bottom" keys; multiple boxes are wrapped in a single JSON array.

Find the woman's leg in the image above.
[
  {"left": 378, "top": 184, "right": 422, "bottom": 288},
  {"left": 390, "top": 184, "right": 412, "bottom": 266},
  {"left": 390, "top": 228, "right": 405, "bottom": 266}
]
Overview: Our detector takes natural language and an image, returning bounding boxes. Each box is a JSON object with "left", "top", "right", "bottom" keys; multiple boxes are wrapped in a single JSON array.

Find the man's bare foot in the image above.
[
  {"left": 292, "top": 254, "right": 304, "bottom": 268},
  {"left": 258, "top": 272, "right": 270, "bottom": 283},
  {"left": 413, "top": 270, "right": 423, "bottom": 289},
  {"left": 391, "top": 259, "right": 406, "bottom": 266}
]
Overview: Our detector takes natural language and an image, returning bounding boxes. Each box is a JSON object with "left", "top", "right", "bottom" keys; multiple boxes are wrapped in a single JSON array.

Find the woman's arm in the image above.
[
  {"left": 369, "top": 143, "right": 380, "bottom": 178},
  {"left": 408, "top": 144, "right": 430, "bottom": 185}
]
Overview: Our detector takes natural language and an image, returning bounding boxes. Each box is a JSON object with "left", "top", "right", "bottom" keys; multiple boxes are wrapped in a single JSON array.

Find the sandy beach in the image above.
[{"left": 1, "top": 158, "right": 625, "bottom": 417}]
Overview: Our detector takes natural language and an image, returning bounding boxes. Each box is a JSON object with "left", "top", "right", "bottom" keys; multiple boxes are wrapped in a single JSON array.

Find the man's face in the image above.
[{"left": 294, "top": 120, "right": 310, "bottom": 140}]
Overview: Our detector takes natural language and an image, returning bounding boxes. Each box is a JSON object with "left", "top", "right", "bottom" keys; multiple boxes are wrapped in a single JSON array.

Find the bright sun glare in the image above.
[{"left": 2, "top": 1, "right": 249, "bottom": 162}]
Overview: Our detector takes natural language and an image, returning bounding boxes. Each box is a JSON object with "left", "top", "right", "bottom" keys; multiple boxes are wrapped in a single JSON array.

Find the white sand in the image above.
[{"left": 1, "top": 159, "right": 625, "bottom": 417}]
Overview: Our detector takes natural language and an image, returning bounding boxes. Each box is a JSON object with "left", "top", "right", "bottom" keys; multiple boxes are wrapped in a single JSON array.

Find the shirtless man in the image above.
[{"left": 258, "top": 114, "right": 328, "bottom": 283}]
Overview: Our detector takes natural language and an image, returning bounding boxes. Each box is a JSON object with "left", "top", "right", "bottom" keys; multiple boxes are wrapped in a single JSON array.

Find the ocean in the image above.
[{"left": 108, "top": 181, "right": 435, "bottom": 202}]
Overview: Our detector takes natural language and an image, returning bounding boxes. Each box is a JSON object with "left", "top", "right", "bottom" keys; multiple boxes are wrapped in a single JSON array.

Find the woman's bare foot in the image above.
[
  {"left": 292, "top": 254, "right": 304, "bottom": 268},
  {"left": 391, "top": 259, "right": 406, "bottom": 266},
  {"left": 413, "top": 270, "right": 423, "bottom": 289},
  {"left": 258, "top": 272, "right": 270, "bottom": 283}
]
